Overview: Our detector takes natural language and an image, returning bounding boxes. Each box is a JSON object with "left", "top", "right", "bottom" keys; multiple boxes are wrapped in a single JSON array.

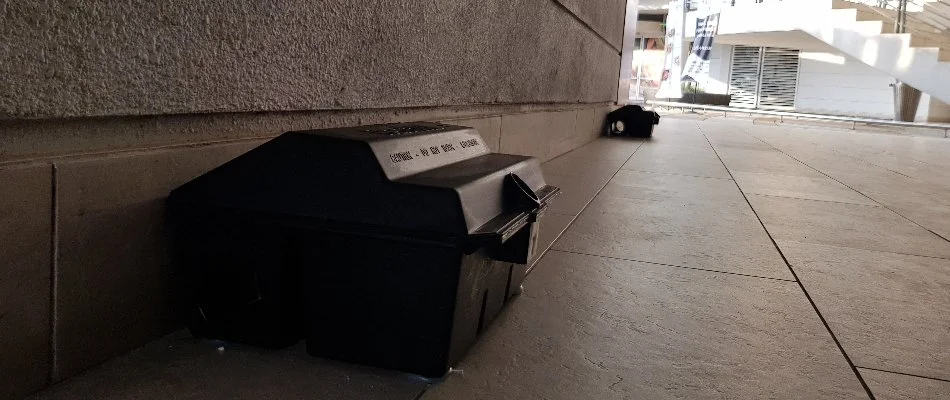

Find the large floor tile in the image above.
[
  {"left": 803, "top": 165, "right": 929, "bottom": 209},
  {"left": 783, "top": 152, "right": 950, "bottom": 240},
  {"left": 554, "top": 194, "right": 794, "bottom": 280},
  {"left": 530, "top": 212, "right": 575, "bottom": 267},
  {"left": 556, "top": 137, "right": 644, "bottom": 162},
  {"left": 732, "top": 171, "right": 877, "bottom": 206},
  {"left": 540, "top": 138, "right": 642, "bottom": 182},
  {"left": 542, "top": 153, "right": 628, "bottom": 182},
  {"left": 715, "top": 148, "right": 818, "bottom": 177},
  {"left": 621, "top": 143, "right": 731, "bottom": 179},
  {"left": 421, "top": 251, "right": 866, "bottom": 400},
  {"left": 601, "top": 169, "right": 739, "bottom": 205},
  {"left": 779, "top": 241, "right": 950, "bottom": 380},
  {"left": 645, "top": 136, "right": 716, "bottom": 151},
  {"left": 747, "top": 194, "right": 950, "bottom": 259},
  {"left": 834, "top": 150, "right": 948, "bottom": 187},
  {"left": 30, "top": 331, "right": 424, "bottom": 400},
  {"left": 782, "top": 152, "right": 900, "bottom": 187},
  {"left": 810, "top": 172, "right": 950, "bottom": 240},
  {"left": 847, "top": 180, "right": 950, "bottom": 240},
  {"left": 859, "top": 368, "right": 950, "bottom": 400},
  {"left": 875, "top": 201, "right": 950, "bottom": 241},
  {"left": 703, "top": 130, "right": 775, "bottom": 151},
  {"left": 543, "top": 172, "right": 610, "bottom": 216}
]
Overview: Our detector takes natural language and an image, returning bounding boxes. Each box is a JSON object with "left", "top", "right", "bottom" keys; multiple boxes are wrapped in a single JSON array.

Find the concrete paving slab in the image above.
[
  {"left": 601, "top": 169, "right": 740, "bottom": 205},
  {"left": 750, "top": 126, "right": 950, "bottom": 178},
  {"left": 555, "top": 137, "right": 644, "bottom": 162},
  {"left": 779, "top": 240, "right": 950, "bottom": 380},
  {"left": 29, "top": 331, "right": 425, "bottom": 400},
  {"left": 554, "top": 192, "right": 794, "bottom": 280},
  {"left": 772, "top": 151, "right": 908, "bottom": 189},
  {"left": 731, "top": 171, "right": 878, "bottom": 206},
  {"left": 768, "top": 150, "right": 950, "bottom": 241},
  {"left": 859, "top": 368, "right": 950, "bottom": 400},
  {"left": 421, "top": 251, "right": 866, "bottom": 400},
  {"left": 714, "top": 147, "right": 819, "bottom": 177},
  {"left": 703, "top": 132, "right": 776, "bottom": 152},
  {"left": 543, "top": 172, "right": 611, "bottom": 216},
  {"left": 531, "top": 212, "right": 575, "bottom": 267},
  {"left": 747, "top": 194, "right": 950, "bottom": 259},
  {"left": 542, "top": 154, "right": 629, "bottom": 182},
  {"left": 862, "top": 194, "right": 950, "bottom": 241},
  {"left": 621, "top": 143, "right": 732, "bottom": 179},
  {"left": 767, "top": 147, "right": 950, "bottom": 240},
  {"left": 644, "top": 122, "right": 711, "bottom": 149}
]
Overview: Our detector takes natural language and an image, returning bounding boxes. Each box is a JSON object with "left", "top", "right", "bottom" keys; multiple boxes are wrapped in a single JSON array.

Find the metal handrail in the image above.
[
  {"left": 818, "top": 0, "right": 947, "bottom": 35},
  {"left": 728, "top": 0, "right": 947, "bottom": 35},
  {"left": 646, "top": 100, "right": 950, "bottom": 137}
]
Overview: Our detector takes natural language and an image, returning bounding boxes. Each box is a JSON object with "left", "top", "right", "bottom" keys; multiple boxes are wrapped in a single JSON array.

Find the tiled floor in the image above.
[{"left": 30, "top": 115, "right": 950, "bottom": 399}]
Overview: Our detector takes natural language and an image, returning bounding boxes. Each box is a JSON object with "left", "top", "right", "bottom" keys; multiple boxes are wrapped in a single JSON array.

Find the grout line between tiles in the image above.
[
  {"left": 550, "top": 249, "right": 797, "bottom": 282},
  {"left": 527, "top": 141, "right": 645, "bottom": 275},
  {"left": 617, "top": 169, "right": 734, "bottom": 180},
  {"left": 49, "top": 163, "right": 59, "bottom": 383},
  {"left": 699, "top": 128, "right": 877, "bottom": 400},
  {"left": 856, "top": 366, "right": 950, "bottom": 384},
  {"left": 497, "top": 114, "right": 506, "bottom": 153},
  {"left": 745, "top": 133, "right": 950, "bottom": 245},
  {"left": 778, "top": 239, "right": 950, "bottom": 262},
  {"left": 824, "top": 147, "right": 917, "bottom": 180},
  {"left": 496, "top": 129, "right": 503, "bottom": 153},
  {"left": 745, "top": 193, "right": 882, "bottom": 208},
  {"left": 413, "top": 385, "right": 429, "bottom": 400},
  {"left": 528, "top": 215, "right": 582, "bottom": 274}
]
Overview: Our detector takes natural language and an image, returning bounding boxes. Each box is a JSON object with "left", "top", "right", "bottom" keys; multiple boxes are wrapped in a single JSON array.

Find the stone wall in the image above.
[{"left": 1, "top": 0, "right": 622, "bottom": 119}]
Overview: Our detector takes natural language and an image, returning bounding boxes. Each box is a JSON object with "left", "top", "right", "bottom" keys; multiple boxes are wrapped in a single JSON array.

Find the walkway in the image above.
[{"left": 31, "top": 115, "right": 950, "bottom": 399}]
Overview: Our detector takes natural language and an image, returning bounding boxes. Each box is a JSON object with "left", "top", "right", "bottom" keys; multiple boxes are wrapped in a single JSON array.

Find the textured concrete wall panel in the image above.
[
  {"left": 556, "top": 0, "right": 628, "bottom": 48},
  {"left": 1, "top": 0, "right": 621, "bottom": 119},
  {"left": 500, "top": 110, "right": 588, "bottom": 161},
  {"left": 0, "top": 103, "right": 605, "bottom": 163},
  {"left": 54, "top": 141, "right": 262, "bottom": 379},
  {"left": 0, "top": 165, "right": 52, "bottom": 400},
  {"left": 440, "top": 116, "right": 503, "bottom": 152}
]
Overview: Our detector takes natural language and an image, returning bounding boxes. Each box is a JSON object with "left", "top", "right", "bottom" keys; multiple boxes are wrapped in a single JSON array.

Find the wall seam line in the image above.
[
  {"left": 494, "top": 116, "right": 503, "bottom": 151},
  {"left": 550, "top": 0, "right": 621, "bottom": 54},
  {"left": 0, "top": 101, "right": 615, "bottom": 126},
  {"left": 48, "top": 162, "right": 59, "bottom": 384},
  {"left": 498, "top": 114, "right": 507, "bottom": 152},
  {"left": 1, "top": 103, "right": 613, "bottom": 166}
]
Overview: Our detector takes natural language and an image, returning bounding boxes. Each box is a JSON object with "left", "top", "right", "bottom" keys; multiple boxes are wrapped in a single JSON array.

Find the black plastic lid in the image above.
[{"left": 169, "top": 123, "right": 557, "bottom": 244}]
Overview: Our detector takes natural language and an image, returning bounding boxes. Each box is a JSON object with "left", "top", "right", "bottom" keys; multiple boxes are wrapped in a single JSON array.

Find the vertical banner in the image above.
[
  {"left": 655, "top": 0, "right": 685, "bottom": 99},
  {"left": 682, "top": 6, "right": 720, "bottom": 86}
]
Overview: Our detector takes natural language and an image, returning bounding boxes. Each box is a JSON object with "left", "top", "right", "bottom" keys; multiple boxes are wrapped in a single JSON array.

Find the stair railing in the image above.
[{"left": 839, "top": 0, "right": 947, "bottom": 34}]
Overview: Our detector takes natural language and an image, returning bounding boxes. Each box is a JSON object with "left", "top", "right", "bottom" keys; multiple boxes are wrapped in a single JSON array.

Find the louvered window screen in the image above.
[
  {"left": 729, "top": 45, "right": 800, "bottom": 109},
  {"left": 758, "top": 47, "right": 800, "bottom": 110},
  {"left": 728, "top": 46, "right": 761, "bottom": 108}
]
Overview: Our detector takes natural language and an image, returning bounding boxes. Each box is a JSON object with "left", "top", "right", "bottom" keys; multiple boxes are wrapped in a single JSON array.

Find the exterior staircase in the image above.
[{"left": 709, "top": 0, "right": 950, "bottom": 105}]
